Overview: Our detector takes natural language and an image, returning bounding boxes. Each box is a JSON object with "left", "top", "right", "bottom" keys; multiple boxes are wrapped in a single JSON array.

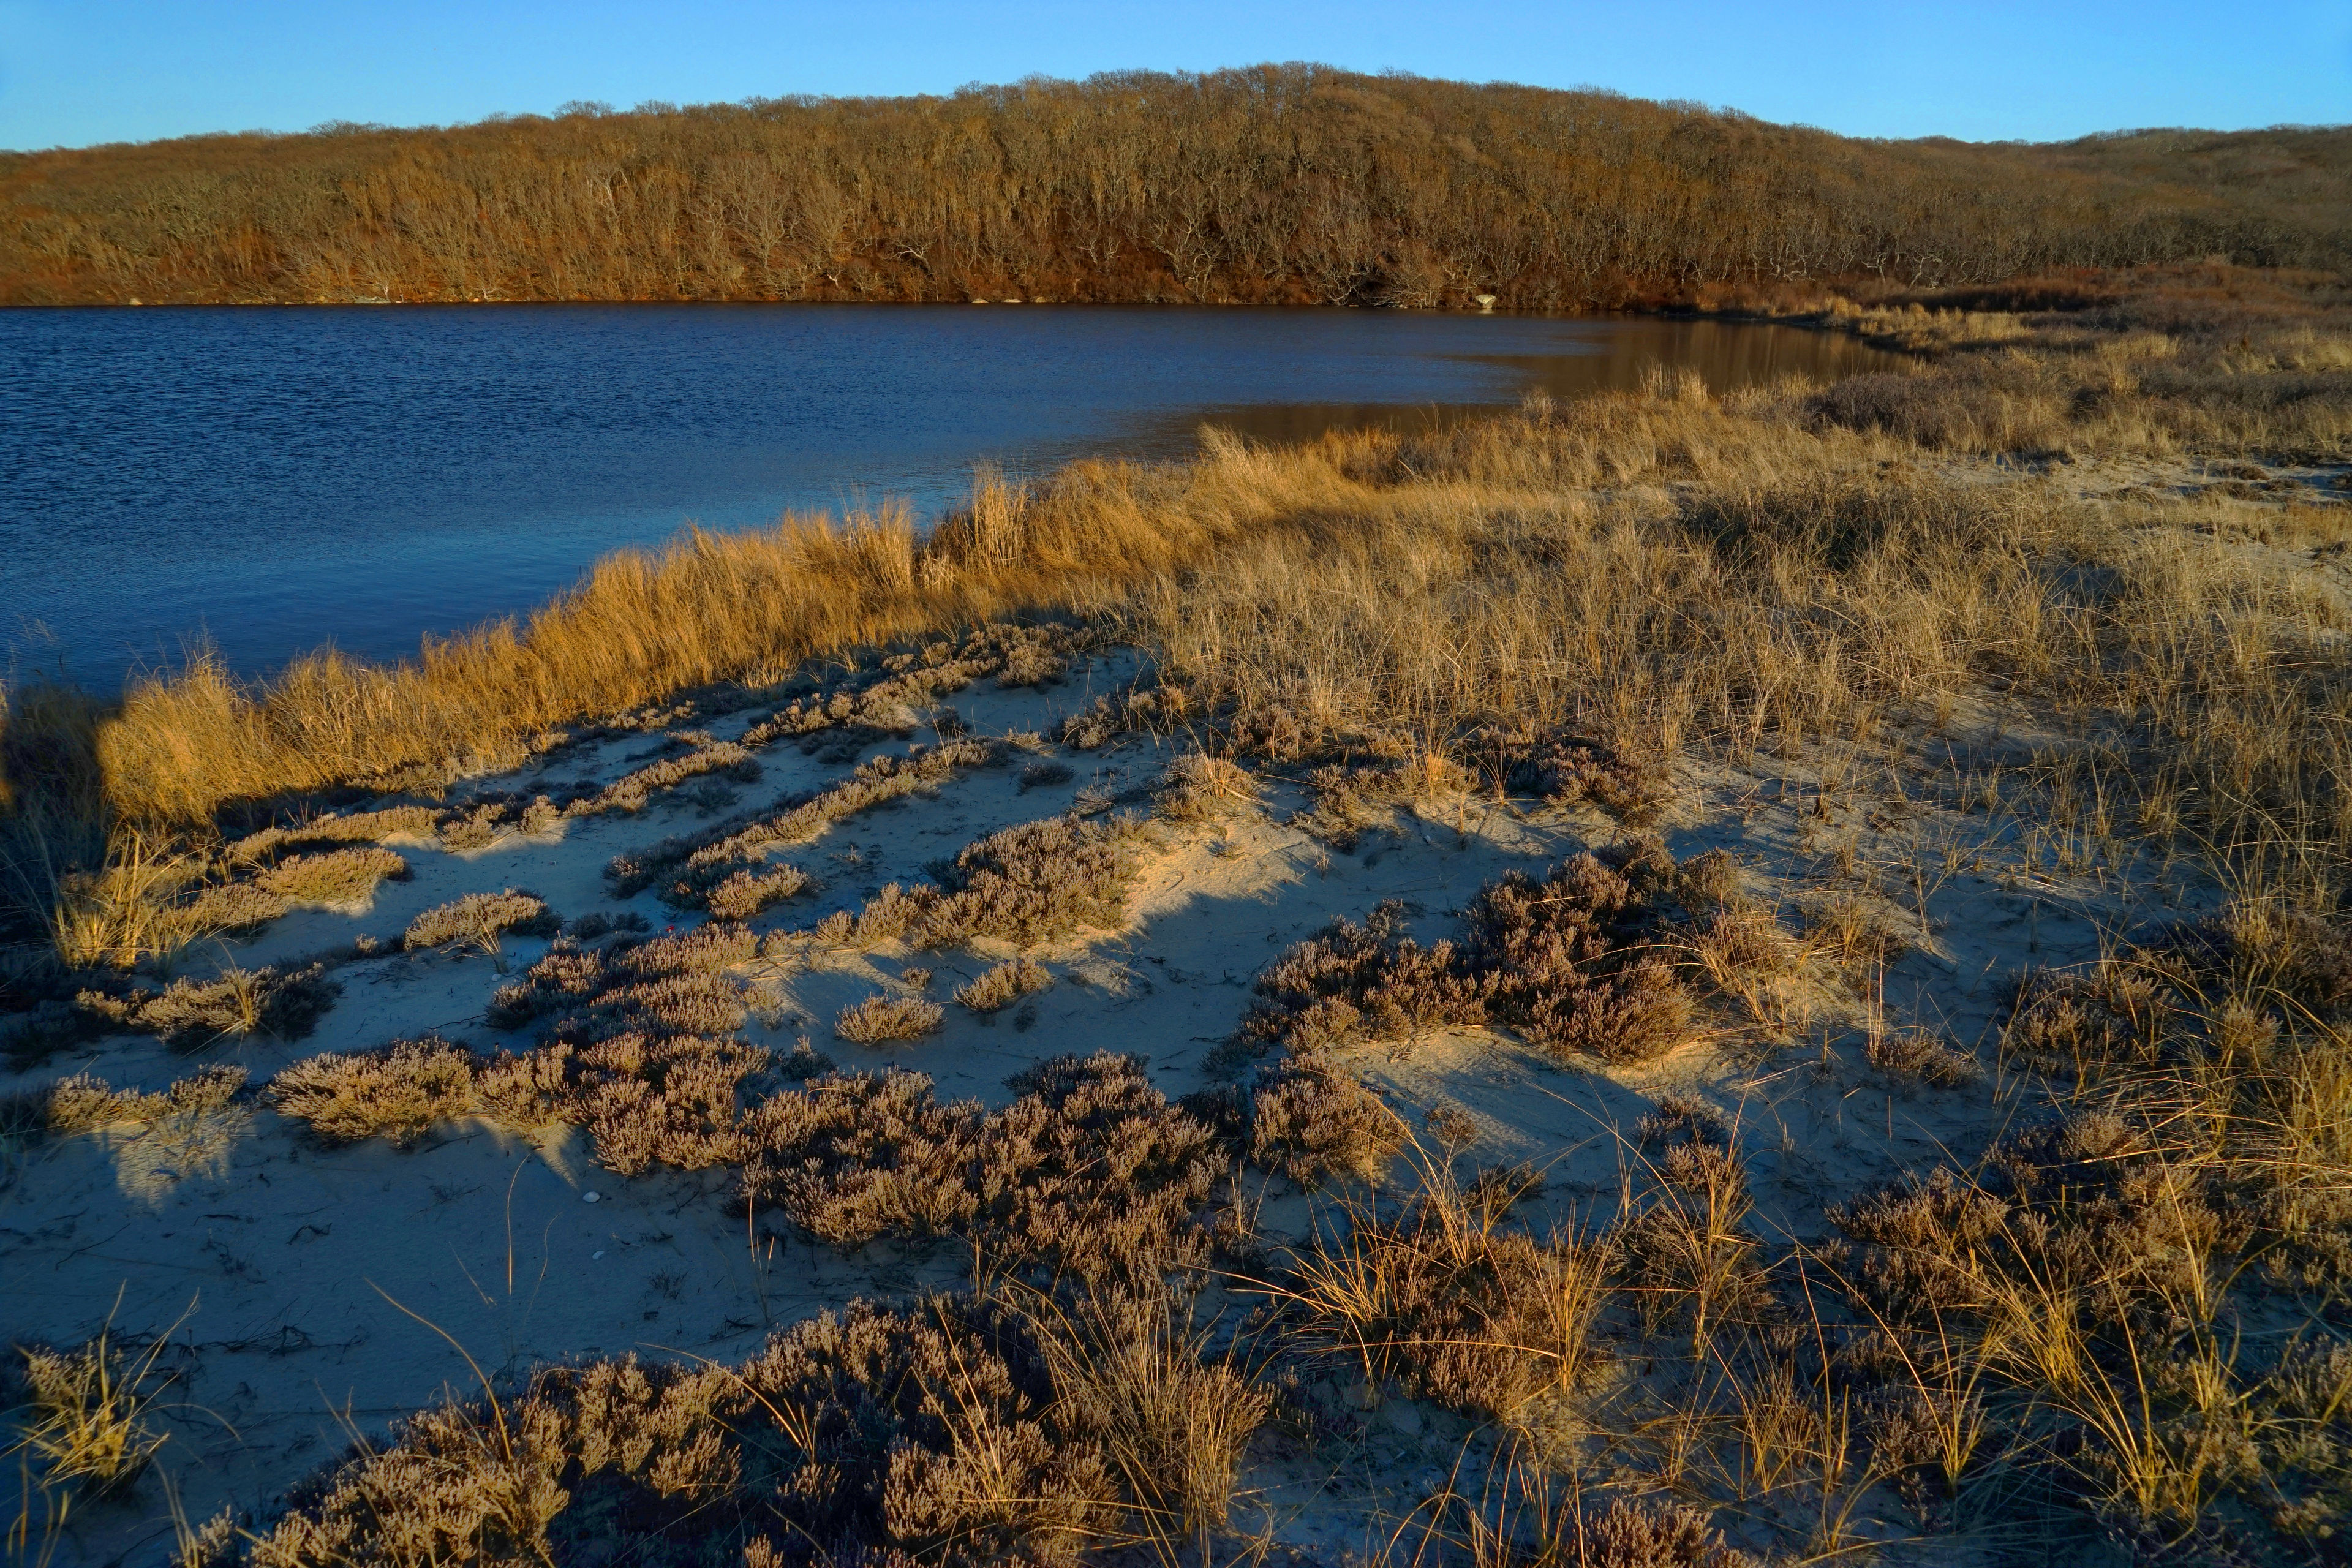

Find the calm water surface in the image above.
[{"left": 2, "top": 306, "right": 1896, "bottom": 687}]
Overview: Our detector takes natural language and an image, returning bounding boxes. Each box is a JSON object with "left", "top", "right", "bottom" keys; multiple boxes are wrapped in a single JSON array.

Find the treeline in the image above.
[{"left": 2, "top": 65, "right": 2346, "bottom": 307}]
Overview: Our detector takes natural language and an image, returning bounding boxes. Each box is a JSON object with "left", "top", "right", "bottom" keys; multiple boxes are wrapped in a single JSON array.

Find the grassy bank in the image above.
[{"left": 5, "top": 263, "right": 2348, "bottom": 958}]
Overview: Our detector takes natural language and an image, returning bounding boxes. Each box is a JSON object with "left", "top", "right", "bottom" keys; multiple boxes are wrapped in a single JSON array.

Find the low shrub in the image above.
[
  {"left": 268, "top": 1036, "right": 480, "bottom": 1145},
  {"left": 738, "top": 1068, "right": 982, "bottom": 1245},
  {"left": 43, "top": 1065, "right": 247, "bottom": 1133},
  {"left": 702, "top": 863, "right": 811, "bottom": 921},
  {"left": 740, "top": 1052, "right": 1221, "bottom": 1284},
  {"left": 1246, "top": 1063, "right": 1403, "bottom": 1186},
  {"left": 84, "top": 961, "right": 341, "bottom": 1050},
  {"left": 1155, "top": 752, "right": 1261, "bottom": 822},
  {"left": 914, "top": 815, "right": 1140, "bottom": 948},
  {"left": 437, "top": 803, "right": 511, "bottom": 852},
  {"left": 1576, "top": 1499, "right": 1755, "bottom": 1568},
  {"left": 786, "top": 815, "right": 1142, "bottom": 954},
  {"left": 833, "top": 994, "right": 944, "bottom": 1044},
  {"left": 1248, "top": 900, "right": 1487, "bottom": 1054},
  {"left": 1509, "top": 731, "right": 1670, "bottom": 821},
  {"left": 471, "top": 924, "right": 772, "bottom": 1172},
  {"left": 608, "top": 738, "right": 1007, "bottom": 907},
  {"left": 1243, "top": 845, "right": 1708, "bottom": 1066},
  {"left": 222, "top": 806, "right": 440, "bottom": 867},
  {"left": 955, "top": 957, "right": 1053, "bottom": 1013},
  {"left": 567, "top": 740, "right": 760, "bottom": 817},
  {"left": 1864, "top": 1026, "right": 1980, "bottom": 1087},
  {"left": 404, "top": 891, "right": 559, "bottom": 952},
  {"left": 567, "top": 1033, "right": 771, "bottom": 1174},
  {"left": 997, "top": 640, "right": 1068, "bottom": 687},
  {"left": 255, "top": 846, "right": 409, "bottom": 907},
  {"left": 241, "top": 1294, "right": 1111, "bottom": 1568}
]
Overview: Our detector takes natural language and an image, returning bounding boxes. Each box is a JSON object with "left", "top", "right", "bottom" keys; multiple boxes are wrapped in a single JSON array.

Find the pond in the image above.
[{"left": 1, "top": 304, "right": 1898, "bottom": 686}]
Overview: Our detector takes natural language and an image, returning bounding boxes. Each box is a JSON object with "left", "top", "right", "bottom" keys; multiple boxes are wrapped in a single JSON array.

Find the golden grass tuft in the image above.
[{"left": 10, "top": 1322, "right": 174, "bottom": 1501}]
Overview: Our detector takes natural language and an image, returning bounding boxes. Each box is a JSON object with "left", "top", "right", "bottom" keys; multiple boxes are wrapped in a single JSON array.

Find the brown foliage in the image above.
[
  {"left": 222, "top": 807, "right": 439, "bottom": 865},
  {"left": 833, "top": 994, "right": 944, "bottom": 1045},
  {"left": 33, "top": 1063, "right": 246, "bottom": 1135},
  {"left": 954, "top": 957, "right": 1053, "bottom": 1014},
  {"left": 80, "top": 960, "right": 339, "bottom": 1049},
  {"left": 245, "top": 1294, "right": 1114, "bottom": 1568},
  {"left": 609, "top": 737, "right": 1005, "bottom": 908},
  {"left": 1246, "top": 1063, "right": 1403, "bottom": 1187},
  {"left": 912, "top": 815, "right": 1139, "bottom": 948},
  {"left": 1246, "top": 843, "right": 1706, "bottom": 1066},
  {"left": 404, "top": 889, "right": 559, "bottom": 951},
  {"left": 7, "top": 70, "right": 2343, "bottom": 309},
  {"left": 792, "top": 815, "right": 1142, "bottom": 956},
  {"left": 739, "top": 1052, "right": 1222, "bottom": 1284},
  {"left": 268, "top": 1036, "right": 480, "bottom": 1146}
]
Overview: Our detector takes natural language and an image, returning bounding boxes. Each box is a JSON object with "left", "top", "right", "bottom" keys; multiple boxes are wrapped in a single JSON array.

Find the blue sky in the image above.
[{"left": 1, "top": 0, "right": 2343, "bottom": 152}]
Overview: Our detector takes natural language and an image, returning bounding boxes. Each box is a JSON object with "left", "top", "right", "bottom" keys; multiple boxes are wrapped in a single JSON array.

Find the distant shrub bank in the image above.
[{"left": 2, "top": 65, "right": 2345, "bottom": 307}]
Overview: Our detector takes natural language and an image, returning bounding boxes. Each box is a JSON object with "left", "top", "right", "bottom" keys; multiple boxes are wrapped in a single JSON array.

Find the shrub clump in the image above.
[
  {"left": 702, "top": 862, "right": 812, "bottom": 921},
  {"left": 186, "top": 847, "right": 410, "bottom": 932},
  {"left": 955, "top": 957, "right": 1054, "bottom": 1013},
  {"left": 1243, "top": 844, "right": 1705, "bottom": 1066},
  {"left": 1464, "top": 849, "right": 1696, "bottom": 1062},
  {"left": 404, "top": 890, "right": 559, "bottom": 951},
  {"left": 796, "top": 815, "right": 1143, "bottom": 953},
  {"left": 1864, "top": 1026, "right": 1981, "bottom": 1087},
  {"left": 80, "top": 962, "right": 341, "bottom": 1050},
  {"left": 241, "top": 1295, "right": 1114, "bottom": 1568},
  {"left": 1245, "top": 1063, "right": 1404, "bottom": 1186},
  {"left": 914, "top": 815, "right": 1140, "bottom": 948},
  {"left": 567, "top": 740, "right": 760, "bottom": 816},
  {"left": 834, "top": 993, "right": 945, "bottom": 1044},
  {"left": 1155, "top": 752, "right": 1261, "bottom": 821},
  {"left": 257, "top": 846, "right": 410, "bottom": 907},
  {"left": 222, "top": 806, "right": 440, "bottom": 867},
  {"left": 486, "top": 924, "right": 755, "bottom": 1040},
  {"left": 20, "top": 1065, "right": 247, "bottom": 1137},
  {"left": 1509, "top": 731, "right": 1670, "bottom": 821},
  {"left": 268, "top": 1036, "right": 480, "bottom": 1146},
  {"left": 472, "top": 923, "right": 772, "bottom": 1173},
  {"left": 740, "top": 1052, "right": 1222, "bottom": 1284},
  {"left": 1249, "top": 900, "right": 1488, "bottom": 1053}
]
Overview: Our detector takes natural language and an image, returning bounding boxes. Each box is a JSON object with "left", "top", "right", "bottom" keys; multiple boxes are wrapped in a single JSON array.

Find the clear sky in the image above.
[{"left": 1, "top": 0, "right": 2343, "bottom": 153}]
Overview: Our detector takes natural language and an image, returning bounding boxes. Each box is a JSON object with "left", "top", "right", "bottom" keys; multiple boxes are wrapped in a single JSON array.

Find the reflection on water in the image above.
[
  {"left": 2, "top": 306, "right": 1898, "bottom": 686},
  {"left": 1189, "top": 319, "right": 1891, "bottom": 446}
]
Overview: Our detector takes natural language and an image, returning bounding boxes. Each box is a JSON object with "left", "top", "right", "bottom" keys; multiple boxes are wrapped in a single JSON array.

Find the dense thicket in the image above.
[{"left": 4, "top": 66, "right": 2345, "bottom": 307}]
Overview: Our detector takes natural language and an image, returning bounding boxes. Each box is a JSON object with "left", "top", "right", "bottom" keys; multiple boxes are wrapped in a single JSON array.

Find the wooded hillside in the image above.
[{"left": 2, "top": 65, "right": 2345, "bottom": 306}]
